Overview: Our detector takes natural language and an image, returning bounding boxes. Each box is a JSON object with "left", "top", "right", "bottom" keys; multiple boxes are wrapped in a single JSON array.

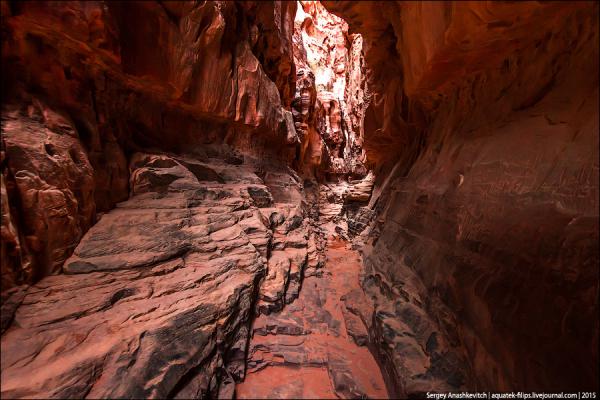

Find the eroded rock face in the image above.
[
  {"left": 1, "top": 153, "right": 318, "bottom": 398},
  {"left": 287, "top": 0, "right": 375, "bottom": 245},
  {"left": 291, "top": 0, "right": 368, "bottom": 177},
  {"left": 324, "top": 0, "right": 599, "bottom": 395},
  {"left": 1, "top": 1, "right": 598, "bottom": 398},
  {"left": 1, "top": 98, "right": 97, "bottom": 286},
  {"left": 244, "top": 1, "right": 298, "bottom": 109},
  {"left": 1, "top": 0, "right": 302, "bottom": 287},
  {"left": 291, "top": 68, "right": 319, "bottom": 168},
  {"left": 237, "top": 239, "right": 388, "bottom": 399}
]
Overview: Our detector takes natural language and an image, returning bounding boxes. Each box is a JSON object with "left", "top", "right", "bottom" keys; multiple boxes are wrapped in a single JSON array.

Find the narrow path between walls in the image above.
[{"left": 236, "top": 225, "right": 388, "bottom": 399}]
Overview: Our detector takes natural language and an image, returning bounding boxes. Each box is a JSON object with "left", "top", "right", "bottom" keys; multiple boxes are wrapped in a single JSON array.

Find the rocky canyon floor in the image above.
[
  {"left": 237, "top": 238, "right": 389, "bottom": 399},
  {"left": 0, "top": 150, "right": 388, "bottom": 398}
]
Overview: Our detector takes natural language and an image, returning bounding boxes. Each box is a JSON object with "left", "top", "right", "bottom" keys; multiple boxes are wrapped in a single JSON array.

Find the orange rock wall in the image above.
[
  {"left": 1, "top": 1, "right": 598, "bottom": 395},
  {"left": 292, "top": 1, "right": 368, "bottom": 177}
]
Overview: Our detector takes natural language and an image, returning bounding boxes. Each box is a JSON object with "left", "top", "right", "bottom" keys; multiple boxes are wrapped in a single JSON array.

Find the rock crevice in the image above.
[{"left": 1, "top": 1, "right": 598, "bottom": 398}]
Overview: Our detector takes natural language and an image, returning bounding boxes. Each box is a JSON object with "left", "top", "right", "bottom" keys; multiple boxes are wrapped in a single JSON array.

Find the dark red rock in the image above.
[
  {"left": 324, "top": 0, "right": 599, "bottom": 395},
  {"left": 1, "top": 1, "right": 598, "bottom": 398},
  {"left": 1, "top": 98, "right": 95, "bottom": 284}
]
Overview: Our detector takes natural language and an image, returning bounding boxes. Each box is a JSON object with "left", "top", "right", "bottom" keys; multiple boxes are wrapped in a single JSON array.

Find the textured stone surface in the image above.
[
  {"left": 324, "top": 0, "right": 599, "bottom": 395},
  {"left": 291, "top": 68, "right": 320, "bottom": 170},
  {"left": 1, "top": 1, "right": 301, "bottom": 286},
  {"left": 1, "top": 1, "right": 598, "bottom": 398},
  {"left": 291, "top": 1, "right": 368, "bottom": 176},
  {"left": 236, "top": 239, "right": 388, "bottom": 399},
  {"left": 288, "top": 1, "right": 375, "bottom": 251},
  {"left": 1, "top": 98, "right": 97, "bottom": 286},
  {"left": 317, "top": 172, "right": 375, "bottom": 240},
  {"left": 0, "top": 153, "right": 314, "bottom": 398},
  {"left": 244, "top": 1, "right": 298, "bottom": 109}
]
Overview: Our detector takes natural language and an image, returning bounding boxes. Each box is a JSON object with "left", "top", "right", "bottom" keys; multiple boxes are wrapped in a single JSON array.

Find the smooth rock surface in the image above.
[{"left": 324, "top": 0, "right": 599, "bottom": 395}]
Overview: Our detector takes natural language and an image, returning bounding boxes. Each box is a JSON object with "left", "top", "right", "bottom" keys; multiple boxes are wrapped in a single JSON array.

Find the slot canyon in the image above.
[{"left": 0, "top": 1, "right": 598, "bottom": 398}]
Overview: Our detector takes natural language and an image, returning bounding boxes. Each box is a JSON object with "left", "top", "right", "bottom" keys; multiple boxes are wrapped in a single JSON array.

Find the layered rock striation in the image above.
[
  {"left": 0, "top": 2, "right": 327, "bottom": 397},
  {"left": 291, "top": 0, "right": 368, "bottom": 178},
  {"left": 1, "top": 0, "right": 598, "bottom": 398},
  {"left": 1, "top": 152, "right": 320, "bottom": 398},
  {"left": 237, "top": 239, "right": 388, "bottom": 399},
  {"left": 1, "top": 1, "right": 302, "bottom": 287}
]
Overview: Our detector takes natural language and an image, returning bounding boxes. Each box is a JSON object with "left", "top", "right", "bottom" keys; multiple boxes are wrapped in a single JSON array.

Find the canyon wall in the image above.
[
  {"left": 1, "top": 1, "right": 598, "bottom": 398},
  {"left": 1, "top": 0, "right": 300, "bottom": 287},
  {"left": 1, "top": 1, "right": 334, "bottom": 396},
  {"left": 291, "top": 0, "right": 375, "bottom": 240},
  {"left": 324, "top": 0, "right": 599, "bottom": 396},
  {"left": 292, "top": 0, "right": 368, "bottom": 178}
]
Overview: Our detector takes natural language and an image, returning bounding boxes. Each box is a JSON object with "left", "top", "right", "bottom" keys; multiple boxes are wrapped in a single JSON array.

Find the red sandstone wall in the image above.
[
  {"left": 0, "top": 1, "right": 299, "bottom": 287},
  {"left": 324, "top": 0, "right": 599, "bottom": 394},
  {"left": 1, "top": 1, "right": 597, "bottom": 395}
]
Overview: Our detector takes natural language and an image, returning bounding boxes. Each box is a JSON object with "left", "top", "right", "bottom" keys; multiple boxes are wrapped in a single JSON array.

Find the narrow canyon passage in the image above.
[
  {"left": 237, "top": 236, "right": 388, "bottom": 399},
  {"left": 236, "top": 4, "right": 388, "bottom": 396},
  {"left": 1, "top": 1, "right": 598, "bottom": 399}
]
